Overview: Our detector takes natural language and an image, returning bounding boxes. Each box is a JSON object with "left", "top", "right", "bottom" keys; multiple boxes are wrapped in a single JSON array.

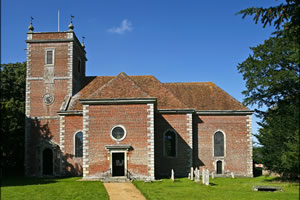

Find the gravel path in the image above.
[{"left": 104, "top": 182, "right": 146, "bottom": 200}]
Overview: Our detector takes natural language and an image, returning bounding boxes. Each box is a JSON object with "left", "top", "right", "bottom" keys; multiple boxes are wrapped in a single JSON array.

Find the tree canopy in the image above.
[
  {"left": 0, "top": 62, "right": 26, "bottom": 175},
  {"left": 237, "top": 0, "right": 299, "bottom": 178}
]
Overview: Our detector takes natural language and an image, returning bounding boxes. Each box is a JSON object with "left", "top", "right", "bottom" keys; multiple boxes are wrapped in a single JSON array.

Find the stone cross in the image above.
[
  {"left": 171, "top": 169, "right": 174, "bottom": 182},
  {"left": 190, "top": 167, "right": 194, "bottom": 180}
]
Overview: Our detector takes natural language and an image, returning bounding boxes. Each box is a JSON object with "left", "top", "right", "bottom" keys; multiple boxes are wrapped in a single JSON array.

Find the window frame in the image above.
[
  {"left": 163, "top": 129, "right": 177, "bottom": 158},
  {"left": 213, "top": 130, "right": 226, "bottom": 158},
  {"left": 110, "top": 125, "right": 127, "bottom": 142},
  {"left": 45, "top": 48, "right": 55, "bottom": 65},
  {"left": 74, "top": 131, "right": 83, "bottom": 158}
]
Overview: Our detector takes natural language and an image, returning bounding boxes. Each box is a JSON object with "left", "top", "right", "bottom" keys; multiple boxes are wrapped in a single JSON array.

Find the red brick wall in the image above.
[
  {"left": 30, "top": 80, "right": 69, "bottom": 117},
  {"left": 30, "top": 42, "right": 70, "bottom": 77},
  {"left": 64, "top": 115, "right": 83, "bottom": 175},
  {"left": 86, "top": 104, "right": 148, "bottom": 176},
  {"left": 32, "top": 32, "right": 69, "bottom": 40},
  {"left": 196, "top": 115, "right": 250, "bottom": 175},
  {"left": 155, "top": 113, "right": 191, "bottom": 177}
]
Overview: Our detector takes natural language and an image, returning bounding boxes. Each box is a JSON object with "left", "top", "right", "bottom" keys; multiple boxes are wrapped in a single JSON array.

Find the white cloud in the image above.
[{"left": 108, "top": 19, "right": 133, "bottom": 34}]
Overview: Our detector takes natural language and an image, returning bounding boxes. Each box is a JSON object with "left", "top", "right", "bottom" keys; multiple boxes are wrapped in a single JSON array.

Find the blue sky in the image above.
[{"left": 1, "top": 0, "right": 281, "bottom": 139}]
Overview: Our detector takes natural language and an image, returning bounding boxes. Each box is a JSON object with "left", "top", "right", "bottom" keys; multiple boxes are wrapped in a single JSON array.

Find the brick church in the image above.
[{"left": 24, "top": 20, "right": 253, "bottom": 180}]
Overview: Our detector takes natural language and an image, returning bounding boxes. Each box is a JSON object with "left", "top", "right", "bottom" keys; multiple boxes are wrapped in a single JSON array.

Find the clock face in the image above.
[{"left": 43, "top": 93, "right": 55, "bottom": 105}]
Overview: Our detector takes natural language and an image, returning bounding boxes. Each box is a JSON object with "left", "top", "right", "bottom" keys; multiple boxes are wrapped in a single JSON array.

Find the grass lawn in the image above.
[
  {"left": 1, "top": 177, "right": 108, "bottom": 200},
  {"left": 134, "top": 176, "right": 299, "bottom": 200}
]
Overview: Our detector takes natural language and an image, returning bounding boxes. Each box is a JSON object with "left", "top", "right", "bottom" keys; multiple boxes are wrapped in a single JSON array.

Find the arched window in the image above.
[
  {"left": 75, "top": 132, "right": 83, "bottom": 157},
  {"left": 164, "top": 130, "right": 176, "bottom": 157},
  {"left": 214, "top": 131, "right": 224, "bottom": 157}
]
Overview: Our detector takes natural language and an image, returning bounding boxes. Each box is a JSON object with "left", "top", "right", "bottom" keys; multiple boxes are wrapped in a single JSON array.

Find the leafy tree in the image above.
[
  {"left": 0, "top": 62, "right": 26, "bottom": 176},
  {"left": 237, "top": 0, "right": 300, "bottom": 178},
  {"left": 257, "top": 103, "right": 299, "bottom": 178}
]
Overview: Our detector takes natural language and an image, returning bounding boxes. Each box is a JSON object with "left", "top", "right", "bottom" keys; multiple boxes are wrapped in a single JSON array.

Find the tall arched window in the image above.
[
  {"left": 214, "top": 131, "right": 224, "bottom": 157},
  {"left": 164, "top": 130, "right": 176, "bottom": 157},
  {"left": 75, "top": 131, "right": 83, "bottom": 157}
]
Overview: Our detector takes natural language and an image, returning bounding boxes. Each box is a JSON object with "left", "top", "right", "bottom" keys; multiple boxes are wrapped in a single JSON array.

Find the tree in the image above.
[
  {"left": 0, "top": 62, "right": 26, "bottom": 176},
  {"left": 237, "top": 0, "right": 300, "bottom": 178}
]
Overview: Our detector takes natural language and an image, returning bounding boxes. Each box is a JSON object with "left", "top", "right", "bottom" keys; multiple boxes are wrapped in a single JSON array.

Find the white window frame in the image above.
[
  {"left": 212, "top": 130, "right": 226, "bottom": 158},
  {"left": 110, "top": 125, "right": 127, "bottom": 142},
  {"left": 74, "top": 130, "right": 83, "bottom": 158},
  {"left": 163, "top": 129, "right": 178, "bottom": 158},
  {"left": 45, "top": 48, "right": 55, "bottom": 65}
]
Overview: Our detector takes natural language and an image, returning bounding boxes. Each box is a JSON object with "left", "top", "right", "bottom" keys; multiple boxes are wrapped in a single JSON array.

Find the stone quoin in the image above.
[{"left": 24, "top": 20, "right": 253, "bottom": 180}]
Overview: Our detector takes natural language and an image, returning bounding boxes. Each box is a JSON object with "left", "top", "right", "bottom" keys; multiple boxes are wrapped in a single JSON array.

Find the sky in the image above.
[{"left": 1, "top": 0, "right": 282, "bottom": 140}]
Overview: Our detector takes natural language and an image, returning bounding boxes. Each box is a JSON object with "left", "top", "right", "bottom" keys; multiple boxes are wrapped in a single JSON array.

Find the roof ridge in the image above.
[
  {"left": 164, "top": 81, "right": 215, "bottom": 85},
  {"left": 88, "top": 72, "right": 151, "bottom": 99}
]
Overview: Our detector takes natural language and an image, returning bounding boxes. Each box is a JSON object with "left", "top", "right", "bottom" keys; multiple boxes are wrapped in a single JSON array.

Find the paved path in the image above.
[{"left": 104, "top": 182, "right": 146, "bottom": 200}]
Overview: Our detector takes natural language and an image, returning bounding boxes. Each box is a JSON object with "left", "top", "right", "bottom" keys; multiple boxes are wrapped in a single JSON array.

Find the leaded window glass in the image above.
[
  {"left": 75, "top": 132, "right": 83, "bottom": 157},
  {"left": 214, "top": 131, "right": 224, "bottom": 157}
]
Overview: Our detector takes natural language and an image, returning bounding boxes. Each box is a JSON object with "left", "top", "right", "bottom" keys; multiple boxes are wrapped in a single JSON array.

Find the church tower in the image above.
[{"left": 24, "top": 18, "right": 87, "bottom": 176}]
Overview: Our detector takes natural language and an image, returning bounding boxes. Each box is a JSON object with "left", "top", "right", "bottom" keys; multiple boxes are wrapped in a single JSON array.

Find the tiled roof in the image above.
[
  {"left": 68, "top": 72, "right": 248, "bottom": 111},
  {"left": 163, "top": 82, "right": 248, "bottom": 111}
]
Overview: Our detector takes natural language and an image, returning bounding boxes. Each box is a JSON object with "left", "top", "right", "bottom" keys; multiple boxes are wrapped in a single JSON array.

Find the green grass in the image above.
[
  {"left": 134, "top": 176, "right": 299, "bottom": 200},
  {"left": 1, "top": 177, "right": 108, "bottom": 200}
]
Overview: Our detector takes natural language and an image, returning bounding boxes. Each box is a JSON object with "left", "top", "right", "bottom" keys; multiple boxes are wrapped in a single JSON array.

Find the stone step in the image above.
[{"left": 102, "top": 177, "right": 131, "bottom": 183}]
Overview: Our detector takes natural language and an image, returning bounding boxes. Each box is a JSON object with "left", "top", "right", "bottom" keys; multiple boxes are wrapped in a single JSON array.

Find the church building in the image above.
[{"left": 24, "top": 20, "right": 253, "bottom": 180}]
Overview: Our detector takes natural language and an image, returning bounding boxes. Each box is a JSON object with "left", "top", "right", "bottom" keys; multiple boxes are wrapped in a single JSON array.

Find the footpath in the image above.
[{"left": 104, "top": 182, "right": 146, "bottom": 200}]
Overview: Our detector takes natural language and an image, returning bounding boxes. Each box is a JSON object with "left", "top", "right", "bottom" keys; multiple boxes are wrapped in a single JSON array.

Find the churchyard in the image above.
[{"left": 1, "top": 176, "right": 299, "bottom": 200}]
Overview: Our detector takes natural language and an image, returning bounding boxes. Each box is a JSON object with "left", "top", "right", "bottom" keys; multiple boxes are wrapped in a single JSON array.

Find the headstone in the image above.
[
  {"left": 231, "top": 172, "right": 235, "bottom": 179},
  {"left": 205, "top": 169, "right": 210, "bottom": 186},
  {"left": 171, "top": 169, "right": 174, "bottom": 182},
  {"left": 202, "top": 168, "right": 205, "bottom": 184},
  {"left": 190, "top": 167, "right": 194, "bottom": 180},
  {"left": 194, "top": 168, "right": 200, "bottom": 182},
  {"left": 188, "top": 172, "right": 191, "bottom": 179},
  {"left": 211, "top": 172, "right": 214, "bottom": 179}
]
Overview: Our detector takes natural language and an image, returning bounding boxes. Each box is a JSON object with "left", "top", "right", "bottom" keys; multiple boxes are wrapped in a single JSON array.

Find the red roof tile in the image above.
[
  {"left": 68, "top": 73, "right": 248, "bottom": 111},
  {"left": 163, "top": 82, "right": 248, "bottom": 111}
]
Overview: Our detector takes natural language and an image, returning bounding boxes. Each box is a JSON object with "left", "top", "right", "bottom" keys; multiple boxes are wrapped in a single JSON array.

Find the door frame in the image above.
[{"left": 109, "top": 150, "right": 128, "bottom": 177}]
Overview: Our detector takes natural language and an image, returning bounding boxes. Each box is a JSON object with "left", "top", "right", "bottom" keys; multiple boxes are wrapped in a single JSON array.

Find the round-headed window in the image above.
[{"left": 111, "top": 125, "right": 126, "bottom": 142}]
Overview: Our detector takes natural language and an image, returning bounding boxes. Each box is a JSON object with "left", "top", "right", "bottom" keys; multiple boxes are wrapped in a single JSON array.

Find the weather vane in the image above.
[
  {"left": 28, "top": 16, "right": 34, "bottom": 32},
  {"left": 69, "top": 15, "right": 75, "bottom": 31}
]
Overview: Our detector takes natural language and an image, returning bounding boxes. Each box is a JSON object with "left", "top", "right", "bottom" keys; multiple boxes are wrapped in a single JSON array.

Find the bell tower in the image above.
[{"left": 24, "top": 17, "right": 87, "bottom": 176}]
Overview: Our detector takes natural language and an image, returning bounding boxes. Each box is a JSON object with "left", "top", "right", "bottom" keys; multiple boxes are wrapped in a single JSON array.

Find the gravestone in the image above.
[
  {"left": 231, "top": 172, "right": 235, "bottom": 179},
  {"left": 171, "top": 169, "right": 174, "bottom": 182},
  {"left": 194, "top": 168, "right": 200, "bottom": 182},
  {"left": 202, "top": 168, "right": 206, "bottom": 184},
  {"left": 211, "top": 172, "right": 214, "bottom": 179},
  {"left": 190, "top": 167, "right": 194, "bottom": 180},
  {"left": 204, "top": 169, "right": 209, "bottom": 186},
  {"left": 188, "top": 173, "right": 191, "bottom": 179}
]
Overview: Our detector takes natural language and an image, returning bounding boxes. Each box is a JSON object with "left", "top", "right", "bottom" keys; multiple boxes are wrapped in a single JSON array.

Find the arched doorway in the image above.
[
  {"left": 216, "top": 160, "right": 222, "bottom": 174},
  {"left": 43, "top": 148, "right": 53, "bottom": 175}
]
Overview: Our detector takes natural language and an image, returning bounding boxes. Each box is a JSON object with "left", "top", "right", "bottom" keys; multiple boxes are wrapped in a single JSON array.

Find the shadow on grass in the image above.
[
  {"left": 262, "top": 176, "right": 299, "bottom": 183},
  {"left": 1, "top": 176, "right": 59, "bottom": 187}
]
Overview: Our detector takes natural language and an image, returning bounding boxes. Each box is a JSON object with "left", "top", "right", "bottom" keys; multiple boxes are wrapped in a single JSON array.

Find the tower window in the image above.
[
  {"left": 45, "top": 49, "right": 54, "bottom": 65},
  {"left": 78, "top": 59, "right": 81, "bottom": 73}
]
